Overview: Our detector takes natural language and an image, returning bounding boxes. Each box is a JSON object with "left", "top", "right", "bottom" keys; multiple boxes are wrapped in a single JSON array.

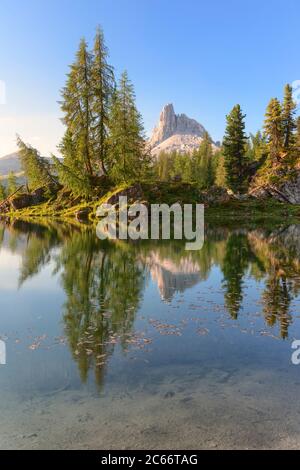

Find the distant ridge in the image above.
[
  {"left": 0, "top": 152, "right": 58, "bottom": 179},
  {"left": 0, "top": 153, "right": 21, "bottom": 176}
]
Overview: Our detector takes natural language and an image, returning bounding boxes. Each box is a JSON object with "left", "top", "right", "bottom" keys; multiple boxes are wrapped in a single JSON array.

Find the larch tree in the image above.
[
  {"left": 91, "top": 27, "right": 115, "bottom": 175},
  {"left": 56, "top": 38, "right": 94, "bottom": 195}
]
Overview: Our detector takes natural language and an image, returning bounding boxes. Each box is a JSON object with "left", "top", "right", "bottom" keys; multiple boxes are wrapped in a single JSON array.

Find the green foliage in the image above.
[
  {"left": 17, "top": 137, "right": 55, "bottom": 191},
  {"left": 91, "top": 27, "right": 115, "bottom": 174},
  {"left": 108, "top": 71, "right": 150, "bottom": 183},
  {"left": 7, "top": 171, "right": 17, "bottom": 195},
  {"left": 59, "top": 38, "right": 94, "bottom": 184},
  {"left": 246, "top": 131, "right": 268, "bottom": 162},
  {"left": 263, "top": 97, "right": 284, "bottom": 163},
  {"left": 282, "top": 83, "right": 297, "bottom": 151},
  {"left": 53, "top": 152, "right": 91, "bottom": 199},
  {"left": 223, "top": 104, "right": 248, "bottom": 193},
  {"left": 155, "top": 151, "right": 174, "bottom": 181},
  {"left": 192, "top": 132, "right": 215, "bottom": 188},
  {"left": 168, "top": 152, "right": 192, "bottom": 182},
  {"left": 255, "top": 84, "right": 298, "bottom": 186},
  {"left": 155, "top": 134, "right": 216, "bottom": 189},
  {"left": 0, "top": 182, "right": 6, "bottom": 200},
  {"left": 215, "top": 150, "right": 226, "bottom": 187}
]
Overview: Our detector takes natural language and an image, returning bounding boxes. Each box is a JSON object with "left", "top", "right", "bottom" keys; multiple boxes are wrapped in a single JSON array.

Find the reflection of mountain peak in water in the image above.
[{"left": 144, "top": 251, "right": 200, "bottom": 301}]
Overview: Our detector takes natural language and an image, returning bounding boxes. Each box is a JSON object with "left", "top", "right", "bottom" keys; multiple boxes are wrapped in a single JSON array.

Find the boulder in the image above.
[
  {"left": 200, "top": 186, "right": 233, "bottom": 206},
  {"left": 106, "top": 183, "right": 144, "bottom": 206},
  {"left": 10, "top": 187, "right": 46, "bottom": 210}
]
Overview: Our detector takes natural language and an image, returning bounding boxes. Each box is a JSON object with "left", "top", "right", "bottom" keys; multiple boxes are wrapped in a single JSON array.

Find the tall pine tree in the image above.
[
  {"left": 108, "top": 71, "right": 149, "bottom": 183},
  {"left": 223, "top": 105, "right": 248, "bottom": 193},
  {"left": 263, "top": 98, "right": 283, "bottom": 164},
  {"left": 282, "top": 83, "right": 296, "bottom": 151}
]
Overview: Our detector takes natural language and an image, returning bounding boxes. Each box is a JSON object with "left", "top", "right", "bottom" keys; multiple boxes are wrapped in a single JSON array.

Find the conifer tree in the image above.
[
  {"left": 247, "top": 131, "right": 268, "bottom": 161},
  {"left": 108, "top": 71, "right": 149, "bottom": 183},
  {"left": 156, "top": 151, "right": 173, "bottom": 180},
  {"left": 215, "top": 151, "right": 226, "bottom": 187},
  {"left": 58, "top": 38, "right": 94, "bottom": 189},
  {"left": 7, "top": 171, "right": 17, "bottom": 195},
  {"left": 263, "top": 98, "right": 284, "bottom": 163},
  {"left": 17, "top": 137, "right": 55, "bottom": 191},
  {"left": 223, "top": 105, "right": 248, "bottom": 193},
  {"left": 0, "top": 182, "right": 6, "bottom": 200},
  {"left": 196, "top": 132, "right": 215, "bottom": 188},
  {"left": 53, "top": 130, "right": 91, "bottom": 197},
  {"left": 57, "top": 30, "right": 115, "bottom": 195},
  {"left": 91, "top": 27, "right": 115, "bottom": 174},
  {"left": 282, "top": 84, "right": 296, "bottom": 151}
]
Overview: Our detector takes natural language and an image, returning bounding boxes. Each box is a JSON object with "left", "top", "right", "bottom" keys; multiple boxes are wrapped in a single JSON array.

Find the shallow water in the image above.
[{"left": 1, "top": 219, "right": 300, "bottom": 449}]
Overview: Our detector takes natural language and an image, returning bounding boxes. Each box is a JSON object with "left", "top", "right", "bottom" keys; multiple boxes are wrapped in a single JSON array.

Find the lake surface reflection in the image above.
[{"left": 1, "top": 219, "right": 300, "bottom": 449}]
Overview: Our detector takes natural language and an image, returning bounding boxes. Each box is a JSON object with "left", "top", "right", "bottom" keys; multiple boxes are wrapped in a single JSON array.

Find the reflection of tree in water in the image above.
[
  {"left": 3, "top": 218, "right": 300, "bottom": 356},
  {"left": 248, "top": 228, "right": 300, "bottom": 339},
  {"left": 221, "top": 232, "right": 253, "bottom": 319},
  {"left": 262, "top": 276, "right": 292, "bottom": 339},
  {"left": 55, "top": 232, "right": 145, "bottom": 387}
]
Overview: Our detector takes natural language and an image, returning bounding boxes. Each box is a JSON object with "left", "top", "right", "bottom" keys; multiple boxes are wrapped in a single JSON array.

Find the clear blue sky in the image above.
[{"left": 0, "top": 0, "right": 299, "bottom": 156}]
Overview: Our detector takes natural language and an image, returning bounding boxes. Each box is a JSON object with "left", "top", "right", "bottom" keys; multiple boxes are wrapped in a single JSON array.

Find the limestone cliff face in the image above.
[{"left": 149, "top": 103, "right": 215, "bottom": 156}]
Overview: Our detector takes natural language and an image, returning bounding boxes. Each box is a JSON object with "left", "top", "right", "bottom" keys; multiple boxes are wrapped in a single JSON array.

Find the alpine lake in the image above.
[{"left": 1, "top": 218, "right": 300, "bottom": 449}]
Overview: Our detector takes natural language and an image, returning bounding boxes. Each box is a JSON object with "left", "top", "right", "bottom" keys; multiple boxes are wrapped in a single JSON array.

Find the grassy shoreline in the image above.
[
  {"left": 2, "top": 197, "right": 300, "bottom": 229},
  {"left": 1, "top": 181, "right": 300, "bottom": 228}
]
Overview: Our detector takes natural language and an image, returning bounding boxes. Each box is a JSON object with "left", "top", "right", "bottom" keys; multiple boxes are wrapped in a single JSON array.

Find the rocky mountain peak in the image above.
[{"left": 149, "top": 103, "right": 212, "bottom": 156}]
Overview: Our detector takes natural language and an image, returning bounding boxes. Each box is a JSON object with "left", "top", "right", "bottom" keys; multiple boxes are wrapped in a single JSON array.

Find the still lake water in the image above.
[{"left": 1, "top": 219, "right": 300, "bottom": 449}]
